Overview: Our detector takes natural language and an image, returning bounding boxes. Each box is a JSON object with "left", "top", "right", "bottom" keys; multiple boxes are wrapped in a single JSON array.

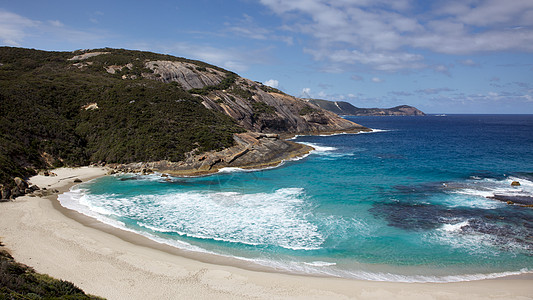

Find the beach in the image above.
[{"left": 0, "top": 167, "right": 532, "bottom": 300}]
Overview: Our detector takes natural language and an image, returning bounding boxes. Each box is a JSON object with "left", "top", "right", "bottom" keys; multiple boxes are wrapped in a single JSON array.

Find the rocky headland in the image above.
[
  {"left": 307, "top": 99, "right": 425, "bottom": 116},
  {"left": 110, "top": 132, "right": 315, "bottom": 176},
  {"left": 0, "top": 47, "right": 368, "bottom": 199}
]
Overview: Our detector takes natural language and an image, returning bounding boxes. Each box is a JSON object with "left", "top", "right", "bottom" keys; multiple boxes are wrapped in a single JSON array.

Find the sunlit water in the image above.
[{"left": 59, "top": 115, "right": 533, "bottom": 282}]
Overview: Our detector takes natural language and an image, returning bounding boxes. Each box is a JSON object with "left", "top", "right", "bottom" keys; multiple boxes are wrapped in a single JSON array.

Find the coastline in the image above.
[
  {"left": 0, "top": 167, "right": 532, "bottom": 299},
  {"left": 109, "top": 132, "right": 315, "bottom": 177}
]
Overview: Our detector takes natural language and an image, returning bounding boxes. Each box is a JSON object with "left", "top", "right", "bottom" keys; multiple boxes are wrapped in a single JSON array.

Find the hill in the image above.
[
  {"left": 0, "top": 47, "right": 367, "bottom": 193},
  {"left": 307, "top": 99, "right": 425, "bottom": 116}
]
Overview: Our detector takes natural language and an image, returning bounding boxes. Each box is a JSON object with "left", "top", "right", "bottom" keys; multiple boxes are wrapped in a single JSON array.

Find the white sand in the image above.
[{"left": 0, "top": 167, "right": 531, "bottom": 299}]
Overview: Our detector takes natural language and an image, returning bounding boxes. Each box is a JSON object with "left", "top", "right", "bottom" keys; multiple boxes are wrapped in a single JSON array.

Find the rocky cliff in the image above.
[
  {"left": 72, "top": 50, "right": 367, "bottom": 135},
  {"left": 138, "top": 59, "right": 368, "bottom": 135},
  {"left": 308, "top": 99, "right": 425, "bottom": 116},
  {"left": 0, "top": 47, "right": 370, "bottom": 193}
]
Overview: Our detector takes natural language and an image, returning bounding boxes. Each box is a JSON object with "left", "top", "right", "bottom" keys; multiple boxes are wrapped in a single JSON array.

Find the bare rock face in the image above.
[
  {"left": 112, "top": 132, "right": 314, "bottom": 176},
  {"left": 139, "top": 60, "right": 369, "bottom": 135},
  {"left": 68, "top": 51, "right": 109, "bottom": 61},
  {"left": 200, "top": 78, "right": 368, "bottom": 135},
  {"left": 144, "top": 61, "right": 226, "bottom": 90}
]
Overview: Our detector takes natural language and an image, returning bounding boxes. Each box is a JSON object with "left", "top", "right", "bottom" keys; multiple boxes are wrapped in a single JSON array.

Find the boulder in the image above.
[
  {"left": 10, "top": 187, "right": 22, "bottom": 198},
  {"left": 1, "top": 187, "right": 11, "bottom": 200},
  {"left": 14, "top": 177, "right": 28, "bottom": 190},
  {"left": 511, "top": 181, "right": 521, "bottom": 186}
]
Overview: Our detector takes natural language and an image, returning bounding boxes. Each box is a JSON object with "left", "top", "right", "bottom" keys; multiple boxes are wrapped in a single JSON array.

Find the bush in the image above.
[
  {"left": 0, "top": 47, "right": 244, "bottom": 186},
  {"left": 0, "top": 241, "right": 103, "bottom": 299}
]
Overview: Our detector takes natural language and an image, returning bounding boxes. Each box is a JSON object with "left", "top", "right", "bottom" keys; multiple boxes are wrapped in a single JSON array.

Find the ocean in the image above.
[{"left": 59, "top": 115, "right": 533, "bottom": 282}]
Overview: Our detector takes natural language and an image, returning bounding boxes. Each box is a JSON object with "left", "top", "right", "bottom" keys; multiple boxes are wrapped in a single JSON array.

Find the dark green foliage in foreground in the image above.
[
  {"left": 0, "top": 47, "right": 244, "bottom": 187},
  {"left": 0, "top": 242, "right": 104, "bottom": 299}
]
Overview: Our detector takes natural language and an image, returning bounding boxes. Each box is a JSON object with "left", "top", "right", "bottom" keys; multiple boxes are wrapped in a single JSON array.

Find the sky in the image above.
[{"left": 1, "top": 0, "right": 533, "bottom": 114}]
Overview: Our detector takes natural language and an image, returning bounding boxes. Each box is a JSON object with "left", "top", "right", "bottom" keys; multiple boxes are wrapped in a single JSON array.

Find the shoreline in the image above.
[{"left": 0, "top": 167, "right": 532, "bottom": 299}]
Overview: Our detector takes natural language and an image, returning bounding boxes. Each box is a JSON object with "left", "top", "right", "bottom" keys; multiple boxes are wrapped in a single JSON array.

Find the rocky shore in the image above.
[{"left": 109, "top": 132, "right": 316, "bottom": 176}]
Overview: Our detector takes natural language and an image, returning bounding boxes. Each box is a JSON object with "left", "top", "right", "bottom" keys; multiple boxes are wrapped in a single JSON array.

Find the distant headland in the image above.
[
  {"left": 307, "top": 99, "right": 425, "bottom": 116},
  {"left": 0, "top": 47, "right": 369, "bottom": 197}
]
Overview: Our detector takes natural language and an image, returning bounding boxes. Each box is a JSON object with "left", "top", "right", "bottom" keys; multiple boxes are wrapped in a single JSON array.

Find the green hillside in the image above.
[{"left": 0, "top": 47, "right": 243, "bottom": 188}]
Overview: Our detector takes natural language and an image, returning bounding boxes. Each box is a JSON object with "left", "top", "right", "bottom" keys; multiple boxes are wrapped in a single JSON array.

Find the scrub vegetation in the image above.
[{"left": 0, "top": 47, "right": 244, "bottom": 187}]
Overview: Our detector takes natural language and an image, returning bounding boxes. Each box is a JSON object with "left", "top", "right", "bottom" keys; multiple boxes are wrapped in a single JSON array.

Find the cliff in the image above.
[
  {"left": 139, "top": 59, "right": 366, "bottom": 135},
  {"left": 307, "top": 99, "right": 425, "bottom": 116},
  {"left": 0, "top": 47, "right": 368, "bottom": 193}
]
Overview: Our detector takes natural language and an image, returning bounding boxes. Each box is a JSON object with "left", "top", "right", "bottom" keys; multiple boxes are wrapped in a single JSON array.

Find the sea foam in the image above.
[{"left": 62, "top": 185, "right": 324, "bottom": 251}]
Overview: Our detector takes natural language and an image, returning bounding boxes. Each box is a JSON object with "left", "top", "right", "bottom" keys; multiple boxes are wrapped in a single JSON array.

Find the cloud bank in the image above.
[{"left": 260, "top": 0, "right": 533, "bottom": 72}]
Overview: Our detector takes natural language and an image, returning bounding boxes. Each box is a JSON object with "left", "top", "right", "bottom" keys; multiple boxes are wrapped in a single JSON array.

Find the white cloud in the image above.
[
  {"left": 371, "top": 77, "right": 383, "bottom": 83},
  {"left": 306, "top": 48, "right": 425, "bottom": 71},
  {"left": 351, "top": 75, "right": 364, "bottom": 81},
  {"left": 416, "top": 88, "right": 454, "bottom": 95},
  {"left": 0, "top": 9, "right": 111, "bottom": 49},
  {"left": 264, "top": 79, "right": 279, "bottom": 88},
  {"left": 459, "top": 59, "right": 479, "bottom": 67},
  {"left": 432, "top": 64, "right": 452, "bottom": 76},
  {"left": 161, "top": 42, "right": 254, "bottom": 73},
  {"left": 301, "top": 87, "right": 312, "bottom": 98},
  {"left": 259, "top": 0, "right": 533, "bottom": 72},
  {"left": 48, "top": 20, "right": 64, "bottom": 27},
  {"left": 225, "top": 13, "right": 293, "bottom": 45},
  {"left": 0, "top": 9, "right": 39, "bottom": 46}
]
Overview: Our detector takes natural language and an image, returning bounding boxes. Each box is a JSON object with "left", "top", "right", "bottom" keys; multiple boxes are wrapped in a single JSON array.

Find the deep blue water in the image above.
[{"left": 60, "top": 115, "right": 533, "bottom": 282}]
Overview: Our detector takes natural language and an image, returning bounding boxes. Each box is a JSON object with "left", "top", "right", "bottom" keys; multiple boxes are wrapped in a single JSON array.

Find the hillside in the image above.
[
  {"left": 307, "top": 99, "right": 425, "bottom": 116},
  {"left": 0, "top": 47, "right": 367, "bottom": 192}
]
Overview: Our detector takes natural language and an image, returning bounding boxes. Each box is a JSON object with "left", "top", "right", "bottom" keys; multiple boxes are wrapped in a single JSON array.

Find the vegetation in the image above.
[
  {"left": 0, "top": 241, "right": 103, "bottom": 299},
  {"left": 0, "top": 47, "right": 244, "bottom": 187},
  {"left": 299, "top": 105, "right": 319, "bottom": 115},
  {"left": 188, "top": 72, "right": 238, "bottom": 95},
  {"left": 229, "top": 86, "right": 253, "bottom": 100},
  {"left": 259, "top": 84, "right": 285, "bottom": 94},
  {"left": 251, "top": 101, "right": 276, "bottom": 120}
]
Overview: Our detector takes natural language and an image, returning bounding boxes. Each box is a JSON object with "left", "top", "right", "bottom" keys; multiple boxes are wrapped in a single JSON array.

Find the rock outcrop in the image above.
[
  {"left": 199, "top": 79, "right": 367, "bottom": 135},
  {"left": 111, "top": 132, "right": 314, "bottom": 176},
  {"left": 83, "top": 52, "right": 371, "bottom": 175},
  {"left": 142, "top": 61, "right": 368, "bottom": 134},
  {"left": 144, "top": 60, "right": 227, "bottom": 90},
  {"left": 0, "top": 177, "right": 40, "bottom": 201},
  {"left": 0, "top": 47, "right": 372, "bottom": 191},
  {"left": 66, "top": 51, "right": 370, "bottom": 136},
  {"left": 489, "top": 194, "right": 533, "bottom": 207}
]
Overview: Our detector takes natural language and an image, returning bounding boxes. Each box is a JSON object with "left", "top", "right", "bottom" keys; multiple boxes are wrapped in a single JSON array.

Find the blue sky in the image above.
[{"left": 1, "top": 0, "right": 532, "bottom": 114}]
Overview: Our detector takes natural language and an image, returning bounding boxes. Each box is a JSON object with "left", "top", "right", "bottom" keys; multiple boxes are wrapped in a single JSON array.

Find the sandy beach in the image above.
[{"left": 0, "top": 167, "right": 531, "bottom": 299}]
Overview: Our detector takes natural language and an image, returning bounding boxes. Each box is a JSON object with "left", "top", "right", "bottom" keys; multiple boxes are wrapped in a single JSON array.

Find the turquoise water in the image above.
[{"left": 60, "top": 115, "right": 533, "bottom": 282}]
